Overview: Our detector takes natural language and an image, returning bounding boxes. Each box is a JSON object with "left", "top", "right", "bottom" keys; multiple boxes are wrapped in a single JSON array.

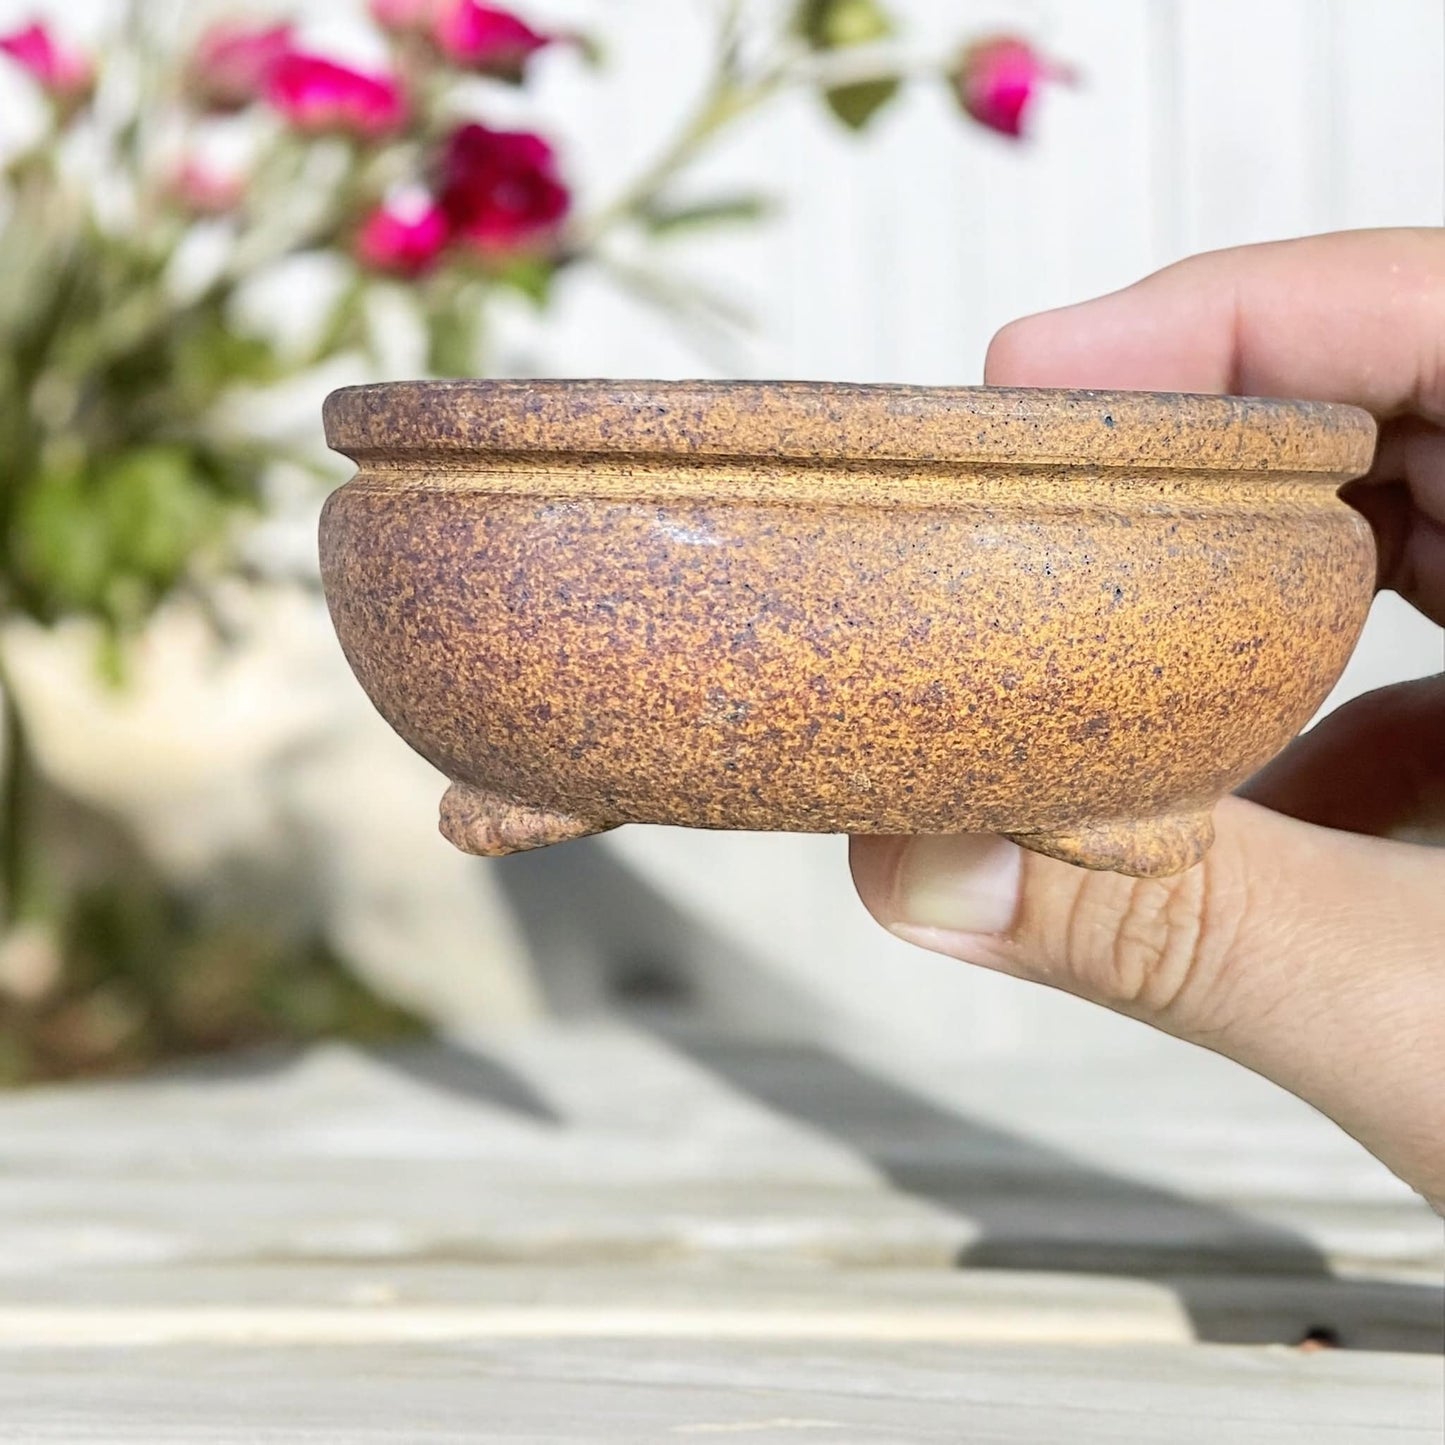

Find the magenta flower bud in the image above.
[
  {"left": 169, "top": 159, "right": 245, "bottom": 218},
  {"left": 265, "top": 52, "right": 408, "bottom": 139},
  {"left": 189, "top": 21, "right": 295, "bottom": 113},
  {"left": 369, "top": 0, "right": 436, "bottom": 37},
  {"left": 437, "top": 122, "right": 569, "bottom": 253},
  {"left": 432, "top": 1, "right": 550, "bottom": 83},
  {"left": 356, "top": 197, "right": 451, "bottom": 275},
  {"left": 0, "top": 20, "right": 94, "bottom": 106},
  {"left": 953, "top": 35, "right": 1074, "bottom": 140}
]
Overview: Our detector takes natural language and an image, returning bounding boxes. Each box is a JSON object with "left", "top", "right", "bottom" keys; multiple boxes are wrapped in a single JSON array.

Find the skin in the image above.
[{"left": 850, "top": 229, "right": 1445, "bottom": 1213}]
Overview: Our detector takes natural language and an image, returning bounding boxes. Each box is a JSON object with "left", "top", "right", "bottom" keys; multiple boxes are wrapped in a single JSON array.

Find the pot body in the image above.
[{"left": 319, "top": 437, "right": 1375, "bottom": 876}]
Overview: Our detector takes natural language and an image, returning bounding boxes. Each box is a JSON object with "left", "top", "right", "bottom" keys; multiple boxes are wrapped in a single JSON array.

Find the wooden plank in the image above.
[
  {"left": 1, "top": 1026, "right": 1438, "bottom": 1436},
  {"left": 0, "top": 1336, "right": 1435, "bottom": 1443},
  {"left": 0, "top": 1031, "right": 1435, "bottom": 1283},
  {"left": 1, "top": 1262, "right": 1438, "bottom": 1354},
  {"left": 0, "top": 1267, "right": 1201, "bottom": 1349}
]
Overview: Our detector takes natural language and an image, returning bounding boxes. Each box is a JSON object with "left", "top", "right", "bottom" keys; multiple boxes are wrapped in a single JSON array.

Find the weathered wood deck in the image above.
[{"left": 0, "top": 1022, "right": 1439, "bottom": 1440}]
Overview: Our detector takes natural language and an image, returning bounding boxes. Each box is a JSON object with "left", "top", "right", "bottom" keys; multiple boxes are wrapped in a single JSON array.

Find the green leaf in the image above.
[
  {"left": 96, "top": 445, "right": 219, "bottom": 589},
  {"left": 11, "top": 444, "right": 238, "bottom": 629},
  {"left": 94, "top": 625, "right": 127, "bottom": 690},
  {"left": 172, "top": 308, "right": 284, "bottom": 397},
  {"left": 640, "top": 194, "right": 776, "bottom": 236},
  {"left": 310, "top": 275, "right": 369, "bottom": 363},
  {"left": 824, "top": 76, "right": 900, "bottom": 130},
  {"left": 13, "top": 458, "right": 110, "bottom": 615},
  {"left": 793, "top": 0, "right": 900, "bottom": 129},
  {"left": 425, "top": 305, "right": 483, "bottom": 378},
  {"left": 795, "top": 0, "right": 894, "bottom": 50},
  {"left": 190, "top": 444, "right": 268, "bottom": 506},
  {"left": 492, "top": 256, "right": 555, "bottom": 309},
  {"left": 571, "top": 32, "right": 605, "bottom": 67}
]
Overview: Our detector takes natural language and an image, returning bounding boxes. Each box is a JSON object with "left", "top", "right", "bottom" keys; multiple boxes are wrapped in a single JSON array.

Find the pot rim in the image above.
[{"left": 323, "top": 379, "right": 1375, "bottom": 478}]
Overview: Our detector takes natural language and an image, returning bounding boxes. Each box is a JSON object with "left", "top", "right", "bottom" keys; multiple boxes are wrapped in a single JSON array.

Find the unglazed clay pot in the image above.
[{"left": 320, "top": 381, "right": 1377, "bottom": 878}]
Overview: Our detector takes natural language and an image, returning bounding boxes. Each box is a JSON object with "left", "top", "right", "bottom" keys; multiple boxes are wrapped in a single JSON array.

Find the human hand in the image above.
[{"left": 850, "top": 229, "right": 1445, "bottom": 1211}]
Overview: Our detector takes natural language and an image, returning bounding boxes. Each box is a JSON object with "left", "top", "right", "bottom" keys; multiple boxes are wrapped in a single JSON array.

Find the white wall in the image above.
[
  {"left": 500, "top": 0, "right": 1445, "bottom": 1059},
  {"left": 513, "top": 0, "right": 1443, "bottom": 697},
  {"left": 4, "top": 0, "right": 1441, "bottom": 1057}
]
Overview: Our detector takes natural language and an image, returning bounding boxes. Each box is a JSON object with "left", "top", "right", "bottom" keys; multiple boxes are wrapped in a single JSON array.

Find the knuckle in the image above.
[{"left": 1058, "top": 854, "right": 1246, "bottom": 1025}]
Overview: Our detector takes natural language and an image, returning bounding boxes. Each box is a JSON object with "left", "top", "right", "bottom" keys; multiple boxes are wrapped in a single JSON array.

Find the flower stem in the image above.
[
  {"left": 572, "top": 39, "right": 926, "bottom": 255},
  {"left": 576, "top": 79, "right": 774, "bottom": 249},
  {"left": 574, "top": 0, "right": 798, "bottom": 251},
  {"left": 0, "top": 661, "right": 42, "bottom": 931}
]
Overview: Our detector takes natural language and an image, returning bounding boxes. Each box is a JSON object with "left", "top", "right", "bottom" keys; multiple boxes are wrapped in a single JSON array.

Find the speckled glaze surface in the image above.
[{"left": 320, "top": 381, "right": 1378, "bottom": 877}]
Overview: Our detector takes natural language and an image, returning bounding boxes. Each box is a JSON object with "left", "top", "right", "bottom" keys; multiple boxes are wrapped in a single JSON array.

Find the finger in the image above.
[
  {"left": 1239, "top": 674, "right": 1445, "bottom": 840},
  {"left": 984, "top": 228, "right": 1445, "bottom": 615},
  {"left": 1344, "top": 419, "right": 1445, "bottom": 620},
  {"left": 984, "top": 228, "right": 1445, "bottom": 421},
  {"left": 850, "top": 805, "right": 1445, "bottom": 1205}
]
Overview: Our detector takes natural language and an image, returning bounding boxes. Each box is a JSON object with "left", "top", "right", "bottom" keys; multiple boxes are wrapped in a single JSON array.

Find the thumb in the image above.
[{"left": 850, "top": 801, "right": 1445, "bottom": 1208}]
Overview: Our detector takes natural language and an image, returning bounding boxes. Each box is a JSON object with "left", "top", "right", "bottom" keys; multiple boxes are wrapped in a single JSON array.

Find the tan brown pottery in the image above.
[{"left": 319, "top": 381, "right": 1377, "bottom": 877}]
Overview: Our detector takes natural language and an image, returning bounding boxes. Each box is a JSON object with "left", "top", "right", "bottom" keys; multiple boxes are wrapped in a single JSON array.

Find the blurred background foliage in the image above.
[{"left": 0, "top": 0, "right": 1065, "bottom": 1081}]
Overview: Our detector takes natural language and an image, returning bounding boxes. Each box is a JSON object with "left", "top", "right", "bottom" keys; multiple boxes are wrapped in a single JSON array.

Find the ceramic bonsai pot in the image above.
[{"left": 319, "top": 380, "right": 1376, "bottom": 878}]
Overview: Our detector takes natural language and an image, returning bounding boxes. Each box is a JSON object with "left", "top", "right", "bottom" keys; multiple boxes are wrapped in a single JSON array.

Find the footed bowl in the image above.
[{"left": 320, "top": 381, "right": 1377, "bottom": 877}]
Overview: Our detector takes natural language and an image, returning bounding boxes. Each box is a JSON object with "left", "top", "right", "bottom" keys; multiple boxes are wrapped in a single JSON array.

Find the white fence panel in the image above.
[{"left": 579, "top": 0, "right": 1444, "bottom": 1058}]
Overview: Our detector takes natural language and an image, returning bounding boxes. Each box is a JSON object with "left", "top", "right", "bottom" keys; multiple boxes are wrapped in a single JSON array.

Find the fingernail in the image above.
[{"left": 892, "top": 834, "right": 1022, "bottom": 937}]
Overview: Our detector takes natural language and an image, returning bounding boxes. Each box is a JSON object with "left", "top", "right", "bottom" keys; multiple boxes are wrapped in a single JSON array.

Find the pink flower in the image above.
[
  {"left": 437, "top": 122, "right": 569, "bottom": 252},
  {"left": 953, "top": 36, "right": 1073, "bottom": 140},
  {"left": 432, "top": 1, "right": 550, "bottom": 82},
  {"left": 266, "top": 53, "right": 407, "bottom": 138},
  {"left": 0, "top": 20, "right": 93, "bottom": 104},
  {"left": 169, "top": 159, "right": 245, "bottom": 218},
  {"left": 356, "top": 198, "right": 450, "bottom": 275},
  {"left": 369, "top": 0, "right": 435, "bottom": 34},
  {"left": 190, "top": 21, "right": 294, "bottom": 112}
]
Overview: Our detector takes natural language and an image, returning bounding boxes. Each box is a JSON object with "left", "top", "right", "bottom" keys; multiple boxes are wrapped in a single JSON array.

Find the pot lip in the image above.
[{"left": 323, "top": 379, "right": 1376, "bottom": 477}]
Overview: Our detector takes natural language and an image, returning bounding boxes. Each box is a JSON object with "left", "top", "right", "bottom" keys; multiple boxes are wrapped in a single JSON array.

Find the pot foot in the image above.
[
  {"left": 1006, "top": 811, "right": 1215, "bottom": 878},
  {"left": 439, "top": 784, "right": 615, "bottom": 857}
]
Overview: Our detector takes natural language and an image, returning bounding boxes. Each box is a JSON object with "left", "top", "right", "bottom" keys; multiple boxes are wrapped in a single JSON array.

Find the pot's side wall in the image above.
[{"left": 320, "top": 480, "right": 1374, "bottom": 861}]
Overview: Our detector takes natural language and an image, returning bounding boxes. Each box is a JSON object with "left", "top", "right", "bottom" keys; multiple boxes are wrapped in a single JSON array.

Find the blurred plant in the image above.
[{"left": 0, "top": 0, "right": 1071, "bottom": 1080}]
